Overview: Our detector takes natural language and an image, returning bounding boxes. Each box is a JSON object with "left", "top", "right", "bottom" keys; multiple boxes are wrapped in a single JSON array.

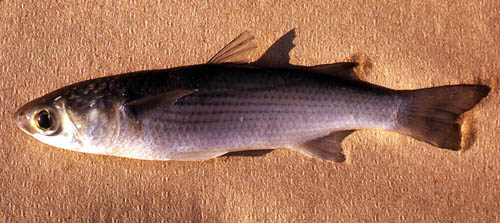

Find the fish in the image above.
[{"left": 13, "top": 31, "right": 491, "bottom": 162}]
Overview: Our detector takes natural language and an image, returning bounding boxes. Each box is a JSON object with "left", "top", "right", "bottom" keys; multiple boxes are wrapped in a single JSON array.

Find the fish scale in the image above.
[{"left": 105, "top": 69, "right": 403, "bottom": 160}]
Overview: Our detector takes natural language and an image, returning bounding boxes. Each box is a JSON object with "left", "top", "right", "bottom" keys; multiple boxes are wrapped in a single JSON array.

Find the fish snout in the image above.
[{"left": 13, "top": 106, "right": 33, "bottom": 134}]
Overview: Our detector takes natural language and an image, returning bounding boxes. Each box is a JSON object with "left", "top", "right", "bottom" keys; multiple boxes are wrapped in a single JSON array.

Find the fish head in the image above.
[{"left": 14, "top": 95, "right": 84, "bottom": 151}]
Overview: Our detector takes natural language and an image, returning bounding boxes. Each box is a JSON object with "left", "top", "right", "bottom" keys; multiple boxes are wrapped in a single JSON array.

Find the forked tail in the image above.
[{"left": 396, "top": 85, "right": 490, "bottom": 150}]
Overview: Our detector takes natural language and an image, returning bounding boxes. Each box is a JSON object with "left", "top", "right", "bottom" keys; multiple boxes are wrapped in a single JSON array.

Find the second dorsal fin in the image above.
[
  {"left": 207, "top": 31, "right": 257, "bottom": 64},
  {"left": 309, "top": 62, "right": 359, "bottom": 81}
]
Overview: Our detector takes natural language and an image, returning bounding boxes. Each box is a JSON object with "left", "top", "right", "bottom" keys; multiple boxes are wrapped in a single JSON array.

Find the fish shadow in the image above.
[
  {"left": 224, "top": 149, "right": 274, "bottom": 158},
  {"left": 254, "top": 29, "right": 296, "bottom": 67}
]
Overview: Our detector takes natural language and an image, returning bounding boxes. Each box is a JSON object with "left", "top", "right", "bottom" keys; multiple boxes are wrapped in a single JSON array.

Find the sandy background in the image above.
[{"left": 1, "top": 0, "right": 499, "bottom": 222}]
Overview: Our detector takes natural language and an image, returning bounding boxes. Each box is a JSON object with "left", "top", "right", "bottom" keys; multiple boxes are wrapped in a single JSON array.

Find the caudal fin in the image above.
[{"left": 396, "top": 85, "right": 490, "bottom": 150}]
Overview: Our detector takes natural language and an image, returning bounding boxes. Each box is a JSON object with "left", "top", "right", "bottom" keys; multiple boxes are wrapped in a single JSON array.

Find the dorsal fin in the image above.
[
  {"left": 207, "top": 31, "right": 257, "bottom": 64},
  {"left": 309, "top": 62, "right": 359, "bottom": 81}
]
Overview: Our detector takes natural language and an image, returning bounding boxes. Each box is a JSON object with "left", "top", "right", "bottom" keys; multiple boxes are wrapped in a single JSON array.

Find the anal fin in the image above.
[{"left": 295, "top": 130, "right": 354, "bottom": 162}]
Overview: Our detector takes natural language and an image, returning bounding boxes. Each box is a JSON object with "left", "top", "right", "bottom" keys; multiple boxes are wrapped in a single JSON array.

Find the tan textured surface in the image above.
[{"left": 1, "top": 0, "right": 499, "bottom": 222}]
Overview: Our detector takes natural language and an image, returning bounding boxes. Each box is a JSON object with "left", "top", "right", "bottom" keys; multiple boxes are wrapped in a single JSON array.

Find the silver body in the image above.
[{"left": 105, "top": 81, "right": 401, "bottom": 160}]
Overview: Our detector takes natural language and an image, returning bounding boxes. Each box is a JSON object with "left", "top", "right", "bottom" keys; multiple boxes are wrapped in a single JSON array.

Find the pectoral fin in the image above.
[
  {"left": 295, "top": 130, "right": 354, "bottom": 162},
  {"left": 124, "top": 89, "right": 196, "bottom": 120}
]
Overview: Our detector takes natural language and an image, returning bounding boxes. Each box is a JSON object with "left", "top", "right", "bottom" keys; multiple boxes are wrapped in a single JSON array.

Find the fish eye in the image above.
[
  {"left": 30, "top": 107, "right": 60, "bottom": 136},
  {"left": 36, "top": 110, "right": 52, "bottom": 130}
]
